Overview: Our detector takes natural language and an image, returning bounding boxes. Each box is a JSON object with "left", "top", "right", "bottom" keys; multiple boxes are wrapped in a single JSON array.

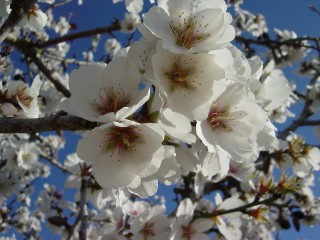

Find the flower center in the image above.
[
  {"left": 140, "top": 222, "right": 155, "bottom": 237},
  {"left": 92, "top": 88, "right": 129, "bottom": 116},
  {"left": 15, "top": 85, "right": 33, "bottom": 107},
  {"left": 289, "top": 136, "right": 310, "bottom": 163},
  {"left": 164, "top": 58, "right": 195, "bottom": 92},
  {"left": 182, "top": 224, "right": 196, "bottom": 240},
  {"left": 27, "top": 4, "right": 40, "bottom": 19},
  {"left": 170, "top": 14, "right": 210, "bottom": 49},
  {"left": 101, "top": 126, "right": 143, "bottom": 156},
  {"left": 207, "top": 103, "right": 234, "bottom": 132}
]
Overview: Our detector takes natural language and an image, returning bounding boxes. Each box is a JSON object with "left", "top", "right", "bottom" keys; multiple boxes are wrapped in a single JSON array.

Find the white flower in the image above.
[
  {"left": 287, "top": 134, "right": 320, "bottom": 178},
  {"left": 77, "top": 120, "right": 165, "bottom": 189},
  {"left": 16, "top": 142, "right": 39, "bottom": 170},
  {"left": 251, "top": 60, "right": 292, "bottom": 113},
  {"left": 105, "top": 38, "right": 121, "bottom": 56},
  {"left": 130, "top": 205, "right": 171, "bottom": 240},
  {"left": 121, "top": 12, "right": 141, "bottom": 32},
  {"left": 61, "top": 56, "right": 150, "bottom": 123},
  {"left": 211, "top": 194, "right": 244, "bottom": 240},
  {"left": 196, "top": 84, "right": 266, "bottom": 162},
  {"left": 98, "top": 207, "right": 125, "bottom": 236},
  {"left": 19, "top": 4, "right": 48, "bottom": 32},
  {"left": 150, "top": 45, "right": 228, "bottom": 120},
  {"left": 147, "top": 90, "right": 196, "bottom": 144},
  {"left": 122, "top": 200, "right": 150, "bottom": 217},
  {"left": 199, "top": 146, "right": 231, "bottom": 178},
  {"left": 0, "top": 0, "right": 10, "bottom": 17},
  {"left": 127, "top": 145, "right": 181, "bottom": 198},
  {"left": 127, "top": 38, "right": 157, "bottom": 76},
  {"left": 142, "top": 0, "right": 235, "bottom": 53},
  {"left": 170, "top": 198, "right": 213, "bottom": 240},
  {"left": 270, "top": 28, "right": 310, "bottom": 65},
  {"left": 307, "top": 79, "right": 320, "bottom": 113},
  {"left": 0, "top": 75, "right": 42, "bottom": 118},
  {"left": 54, "top": 17, "right": 71, "bottom": 36},
  {"left": 113, "top": 0, "right": 144, "bottom": 14},
  {"left": 234, "top": 8, "right": 268, "bottom": 37},
  {"left": 125, "top": 0, "right": 143, "bottom": 14}
]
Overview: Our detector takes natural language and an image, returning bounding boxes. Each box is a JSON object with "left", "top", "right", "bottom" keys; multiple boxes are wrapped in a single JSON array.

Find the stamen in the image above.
[
  {"left": 100, "top": 126, "right": 143, "bottom": 157},
  {"left": 182, "top": 224, "right": 196, "bottom": 240},
  {"left": 15, "top": 86, "right": 33, "bottom": 107},
  {"left": 140, "top": 222, "right": 155, "bottom": 237},
  {"left": 92, "top": 88, "right": 129, "bottom": 116},
  {"left": 164, "top": 58, "right": 195, "bottom": 92},
  {"left": 170, "top": 14, "right": 210, "bottom": 49},
  {"left": 207, "top": 103, "right": 234, "bottom": 132}
]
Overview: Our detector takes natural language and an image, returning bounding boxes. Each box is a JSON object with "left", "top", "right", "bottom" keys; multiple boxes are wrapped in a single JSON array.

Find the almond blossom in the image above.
[
  {"left": 170, "top": 198, "right": 213, "bottom": 240},
  {"left": 0, "top": 1, "right": 48, "bottom": 32},
  {"left": 150, "top": 45, "right": 229, "bottom": 120},
  {"left": 76, "top": 120, "right": 165, "bottom": 189},
  {"left": 197, "top": 84, "right": 266, "bottom": 163},
  {"left": 0, "top": 76, "right": 42, "bottom": 118},
  {"left": 61, "top": 56, "right": 150, "bottom": 123},
  {"left": 142, "top": 0, "right": 235, "bottom": 53},
  {"left": 130, "top": 205, "right": 171, "bottom": 240}
]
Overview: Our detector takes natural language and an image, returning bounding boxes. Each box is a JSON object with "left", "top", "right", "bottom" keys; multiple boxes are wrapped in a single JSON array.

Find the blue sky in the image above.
[{"left": 28, "top": 0, "right": 320, "bottom": 239}]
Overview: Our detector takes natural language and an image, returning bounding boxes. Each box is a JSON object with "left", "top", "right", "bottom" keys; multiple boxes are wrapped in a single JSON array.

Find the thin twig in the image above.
[
  {"left": 236, "top": 36, "right": 320, "bottom": 54},
  {"left": 197, "top": 195, "right": 279, "bottom": 219},
  {"left": 309, "top": 4, "right": 320, "bottom": 16},
  {"left": 5, "top": 39, "right": 72, "bottom": 97},
  {"left": 25, "top": 48, "right": 71, "bottom": 97},
  {"left": 35, "top": 22, "right": 121, "bottom": 48}
]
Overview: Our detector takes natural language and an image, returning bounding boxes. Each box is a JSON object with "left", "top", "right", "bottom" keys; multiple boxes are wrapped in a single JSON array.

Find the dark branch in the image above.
[
  {"left": 79, "top": 178, "right": 88, "bottom": 240},
  {"left": 26, "top": 48, "right": 72, "bottom": 97},
  {"left": 0, "top": 0, "right": 36, "bottom": 43},
  {"left": 5, "top": 39, "right": 72, "bottom": 97},
  {"left": 35, "top": 22, "right": 121, "bottom": 48},
  {"left": 301, "top": 120, "right": 320, "bottom": 126},
  {"left": 0, "top": 114, "right": 97, "bottom": 133},
  {"left": 197, "top": 195, "right": 279, "bottom": 219},
  {"left": 235, "top": 36, "right": 320, "bottom": 53},
  {"left": 309, "top": 4, "right": 320, "bottom": 16}
]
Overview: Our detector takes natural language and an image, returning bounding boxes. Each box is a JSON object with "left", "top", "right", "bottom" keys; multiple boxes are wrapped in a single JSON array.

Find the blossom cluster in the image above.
[
  {"left": 61, "top": 0, "right": 294, "bottom": 200},
  {"left": 0, "top": 0, "right": 320, "bottom": 239}
]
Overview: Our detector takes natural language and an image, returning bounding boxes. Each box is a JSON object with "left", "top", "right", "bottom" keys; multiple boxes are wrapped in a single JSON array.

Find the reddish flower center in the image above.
[
  {"left": 140, "top": 222, "right": 155, "bottom": 237},
  {"left": 165, "top": 58, "right": 195, "bottom": 92},
  {"left": 101, "top": 126, "right": 142, "bottom": 156},
  {"left": 207, "top": 103, "right": 234, "bottom": 132},
  {"left": 182, "top": 224, "right": 196, "bottom": 240},
  {"left": 92, "top": 88, "right": 129, "bottom": 116},
  {"left": 15, "top": 85, "right": 33, "bottom": 107},
  {"left": 170, "top": 14, "right": 210, "bottom": 49}
]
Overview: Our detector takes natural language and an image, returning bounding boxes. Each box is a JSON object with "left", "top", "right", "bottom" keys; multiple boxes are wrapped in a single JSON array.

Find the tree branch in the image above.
[
  {"left": 236, "top": 36, "right": 320, "bottom": 53},
  {"left": 25, "top": 48, "right": 72, "bottom": 97},
  {"left": 5, "top": 39, "right": 72, "bottom": 97},
  {"left": 198, "top": 195, "right": 279, "bottom": 219},
  {"left": 35, "top": 22, "right": 121, "bottom": 48},
  {"left": 79, "top": 177, "right": 88, "bottom": 240},
  {"left": 0, "top": 0, "right": 36, "bottom": 43},
  {"left": 0, "top": 114, "right": 97, "bottom": 133},
  {"left": 300, "top": 120, "right": 320, "bottom": 126}
]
